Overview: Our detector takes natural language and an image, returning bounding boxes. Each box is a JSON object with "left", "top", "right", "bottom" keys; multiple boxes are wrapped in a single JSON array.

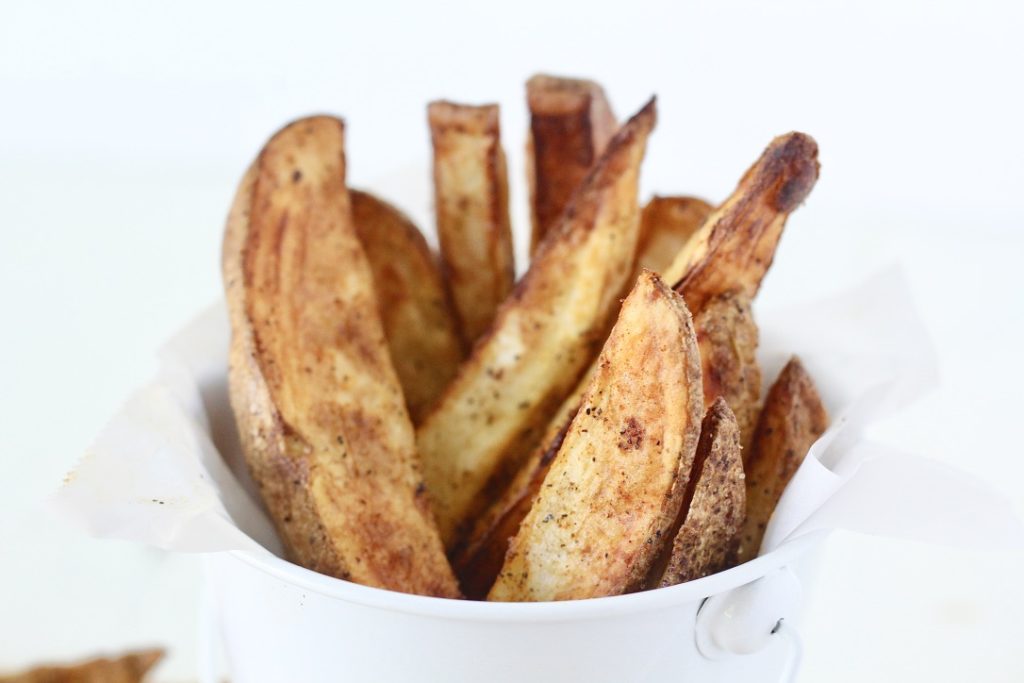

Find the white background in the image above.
[{"left": 2, "top": 0, "right": 1022, "bottom": 680}]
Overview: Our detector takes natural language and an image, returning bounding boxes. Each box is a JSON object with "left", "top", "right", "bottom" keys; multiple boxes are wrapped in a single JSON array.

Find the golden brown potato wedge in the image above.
[
  {"left": 693, "top": 292, "right": 761, "bottom": 452},
  {"left": 526, "top": 74, "right": 618, "bottom": 253},
  {"left": 488, "top": 271, "right": 703, "bottom": 601},
  {"left": 350, "top": 189, "right": 464, "bottom": 424},
  {"left": 737, "top": 357, "right": 828, "bottom": 562},
  {"left": 223, "top": 116, "right": 459, "bottom": 597},
  {"left": 0, "top": 649, "right": 163, "bottom": 683},
  {"left": 666, "top": 132, "right": 820, "bottom": 313},
  {"left": 657, "top": 398, "right": 745, "bottom": 587},
  {"left": 418, "top": 99, "right": 657, "bottom": 547},
  {"left": 635, "top": 195, "right": 713, "bottom": 277},
  {"left": 428, "top": 101, "right": 515, "bottom": 343},
  {"left": 450, "top": 361, "right": 596, "bottom": 598}
]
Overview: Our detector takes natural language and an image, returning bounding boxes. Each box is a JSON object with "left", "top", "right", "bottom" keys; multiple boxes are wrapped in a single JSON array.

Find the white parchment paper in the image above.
[{"left": 52, "top": 267, "right": 1024, "bottom": 564}]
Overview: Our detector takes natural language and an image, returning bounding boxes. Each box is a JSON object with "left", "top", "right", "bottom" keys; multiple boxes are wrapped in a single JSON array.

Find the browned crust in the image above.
[
  {"left": 737, "top": 357, "right": 828, "bottom": 562},
  {"left": 635, "top": 195, "right": 713, "bottom": 277},
  {"left": 488, "top": 271, "right": 703, "bottom": 601},
  {"left": 667, "top": 133, "right": 820, "bottom": 314},
  {"left": 657, "top": 399, "right": 745, "bottom": 587},
  {"left": 526, "top": 74, "right": 618, "bottom": 253},
  {"left": 417, "top": 99, "right": 656, "bottom": 548},
  {"left": 693, "top": 292, "right": 761, "bottom": 452},
  {"left": 0, "top": 649, "right": 164, "bottom": 683},
  {"left": 428, "top": 101, "right": 515, "bottom": 343},
  {"left": 222, "top": 116, "right": 459, "bottom": 597},
  {"left": 350, "top": 189, "right": 464, "bottom": 423}
]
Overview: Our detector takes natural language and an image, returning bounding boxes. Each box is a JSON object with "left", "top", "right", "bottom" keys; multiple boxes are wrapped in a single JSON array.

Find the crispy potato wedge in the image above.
[
  {"left": 666, "top": 133, "right": 820, "bottom": 313},
  {"left": 526, "top": 74, "right": 618, "bottom": 253},
  {"left": 488, "top": 271, "right": 703, "bottom": 601},
  {"left": 418, "top": 99, "right": 657, "bottom": 547},
  {"left": 428, "top": 101, "right": 515, "bottom": 343},
  {"left": 451, "top": 361, "right": 596, "bottom": 598},
  {"left": 0, "top": 649, "right": 163, "bottom": 683},
  {"left": 223, "top": 116, "right": 459, "bottom": 597},
  {"left": 738, "top": 357, "right": 828, "bottom": 562},
  {"left": 635, "top": 195, "right": 713, "bottom": 277},
  {"left": 693, "top": 292, "right": 761, "bottom": 452},
  {"left": 350, "top": 189, "right": 464, "bottom": 423},
  {"left": 657, "top": 398, "right": 745, "bottom": 587}
]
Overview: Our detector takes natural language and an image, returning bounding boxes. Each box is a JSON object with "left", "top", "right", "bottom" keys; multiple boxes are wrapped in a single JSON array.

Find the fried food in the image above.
[
  {"left": 635, "top": 195, "right": 713, "bottom": 277},
  {"left": 488, "top": 271, "right": 703, "bottom": 601},
  {"left": 450, "top": 361, "right": 595, "bottom": 598},
  {"left": 737, "top": 357, "right": 828, "bottom": 562},
  {"left": 350, "top": 189, "right": 464, "bottom": 423},
  {"left": 417, "top": 99, "right": 657, "bottom": 547},
  {"left": 526, "top": 74, "right": 618, "bottom": 253},
  {"left": 428, "top": 101, "right": 515, "bottom": 343},
  {"left": 0, "top": 649, "right": 163, "bottom": 683},
  {"left": 693, "top": 292, "right": 761, "bottom": 452},
  {"left": 223, "top": 116, "right": 459, "bottom": 597},
  {"left": 666, "top": 132, "right": 820, "bottom": 314},
  {"left": 656, "top": 398, "right": 745, "bottom": 587}
]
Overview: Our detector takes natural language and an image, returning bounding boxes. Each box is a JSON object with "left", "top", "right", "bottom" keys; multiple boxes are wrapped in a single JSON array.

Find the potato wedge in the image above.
[
  {"left": 665, "top": 132, "right": 820, "bottom": 313},
  {"left": 350, "top": 189, "right": 464, "bottom": 423},
  {"left": 657, "top": 398, "right": 745, "bottom": 587},
  {"left": 418, "top": 99, "right": 657, "bottom": 547},
  {"left": 428, "top": 101, "right": 515, "bottom": 343},
  {"left": 223, "top": 116, "right": 459, "bottom": 597},
  {"left": 0, "top": 649, "right": 163, "bottom": 683},
  {"left": 693, "top": 292, "right": 761, "bottom": 452},
  {"left": 488, "top": 271, "right": 703, "bottom": 601},
  {"left": 450, "top": 361, "right": 596, "bottom": 598},
  {"left": 737, "top": 357, "right": 828, "bottom": 562},
  {"left": 635, "top": 195, "right": 713, "bottom": 277},
  {"left": 526, "top": 74, "right": 618, "bottom": 253}
]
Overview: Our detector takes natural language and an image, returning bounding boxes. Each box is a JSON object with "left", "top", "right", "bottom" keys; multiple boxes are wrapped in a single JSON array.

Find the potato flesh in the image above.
[
  {"left": 489, "top": 271, "right": 703, "bottom": 601},
  {"left": 635, "top": 195, "right": 713, "bottom": 278},
  {"left": 418, "top": 100, "right": 657, "bottom": 547},
  {"left": 428, "top": 101, "right": 515, "bottom": 344},
  {"left": 0, "top": 650, "right": 164, "bottom": 683}
]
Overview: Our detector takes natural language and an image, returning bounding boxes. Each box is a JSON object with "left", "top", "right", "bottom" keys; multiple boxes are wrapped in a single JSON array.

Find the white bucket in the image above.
[{"left": 199, "top": 531, "right": 824, "bottom": 683}]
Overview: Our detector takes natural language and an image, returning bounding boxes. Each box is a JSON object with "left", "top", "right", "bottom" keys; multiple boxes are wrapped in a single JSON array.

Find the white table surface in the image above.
[{"left": 2, "top": 1, "right": 1022, "bottom": 680}]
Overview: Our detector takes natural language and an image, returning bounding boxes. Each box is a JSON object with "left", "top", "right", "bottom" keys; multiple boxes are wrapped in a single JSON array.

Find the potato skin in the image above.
[
  {"left": 428, "top": 101, "right": 515, "bottom": 343},
  {"left": 0, "top": 649, "right": 163, "bottom": 683},
  {"left": 350, "top": 189, "right": 464, "bottom": 424},
  {"left": 667, "top": 132, "right": 820, "bottom": 313},
  {"left": 418, "top": 100, "right": 657, "bottom": 548},
  {"left": 693, "top": 292, "right": 761, "bottom": 453},
  {"left": 489, "top": 271, "right": 703, "bottom": 601},
  {"left": 223, "top": 117, "right": 459, "bottom": 597},
  {"left": 737, "top": 357, "right": 828, "bottom": 562},
  {"left": 657, "top": 398, "right": 745, "bottom": 587},
  {"left": 526, "top": 74, "right": 618, "bottom": 253}
]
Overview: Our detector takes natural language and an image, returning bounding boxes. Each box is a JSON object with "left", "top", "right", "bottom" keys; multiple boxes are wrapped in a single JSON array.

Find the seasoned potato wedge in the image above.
[
  {"left": 0, "top": 649, "right": 163, "bottom": 683},
  {"left": 657, "top": 398, "right": 745, "bottom": 587},
  {"left": 350, "top": 189, "right": 464, "bottom": 423},
  {"left": 428, "top": 101, "right": 515, "bottom": 343},
  {"left": 635, "top": 195, "right": 713, "bottom": 277},
  {"left": 488, "top": 271, "right": 703, "bottom": 601},
  {"left": 418, "top": 99, "right": 657, "bottom": 547},
  {"left": 666, "top": 132, "right": 820, "bottom": 312},
  {"left": 451, "top": 361, "right": 596, "bottom": 598},
  {"left": 526, "top": 74, "right": 618, "bottom": 253},
  {"left": 693, "top": 292, "right": 761, "bottom": 451},
  {"left": 223, "top": 117, "right": 459, "bottom": 597},
  {"left": 738, "top": 357, "right": 828, "bottom": 562}
]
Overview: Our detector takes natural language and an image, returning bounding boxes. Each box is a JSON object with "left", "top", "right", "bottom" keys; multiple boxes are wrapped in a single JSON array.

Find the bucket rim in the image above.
[{"left": 220, "top": 530, "right": 827, "bottom": 622}]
